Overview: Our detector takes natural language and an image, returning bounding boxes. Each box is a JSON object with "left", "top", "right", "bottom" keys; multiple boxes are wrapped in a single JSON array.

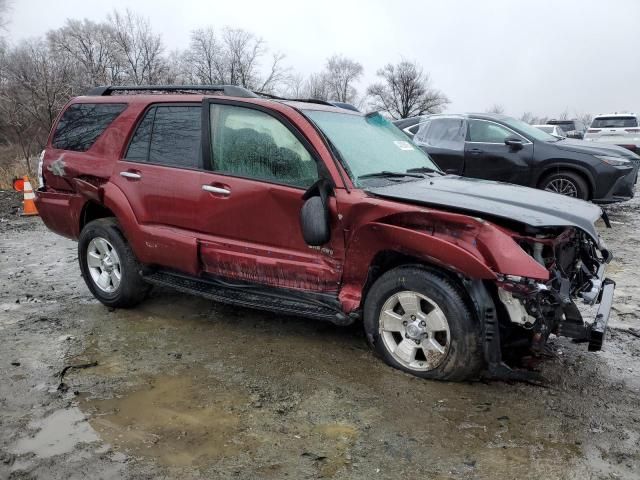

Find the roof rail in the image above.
[
  {"left": 86, "top": 85, "right": 259, "bottom": 98},
  {"left": 253, "top": 90, "right": 336, "bottom": 107}
]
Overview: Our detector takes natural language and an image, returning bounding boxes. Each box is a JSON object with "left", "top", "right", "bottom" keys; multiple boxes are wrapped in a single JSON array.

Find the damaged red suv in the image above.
[{"left": 35, "top": 85, "right": 615, "bottom": 381}]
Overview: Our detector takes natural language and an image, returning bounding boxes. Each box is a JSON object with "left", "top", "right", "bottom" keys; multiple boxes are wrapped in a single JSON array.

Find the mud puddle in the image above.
[
  {"left": 13, "top": 408, "right": 99, "bottom": 458},
  {"left": 82, "top": 369, "right": 252, "bottom": 466}
]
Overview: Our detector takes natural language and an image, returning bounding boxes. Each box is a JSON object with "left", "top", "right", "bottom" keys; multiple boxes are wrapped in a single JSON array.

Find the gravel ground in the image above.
[{"left": 0, "top": 190, "right": 639, "bottom": 480}]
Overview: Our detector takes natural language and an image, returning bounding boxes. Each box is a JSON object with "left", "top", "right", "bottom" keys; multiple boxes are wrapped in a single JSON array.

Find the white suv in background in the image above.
[{"left": 584, "top": 113, "right": 640, "bottom": 154}]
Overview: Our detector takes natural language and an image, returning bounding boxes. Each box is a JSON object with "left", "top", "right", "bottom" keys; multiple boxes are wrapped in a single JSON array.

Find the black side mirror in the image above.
[
  {"left": 505, "top": 136, "right": 524, "bottom": 150},
  {"left": 300, "top": 179, "right": 332, "bottom": 246}
]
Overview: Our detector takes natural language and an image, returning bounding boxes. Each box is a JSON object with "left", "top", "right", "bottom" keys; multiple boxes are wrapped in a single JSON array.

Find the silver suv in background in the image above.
[{"left": 584, "top": 113, "right": 640, "bottom": 154}]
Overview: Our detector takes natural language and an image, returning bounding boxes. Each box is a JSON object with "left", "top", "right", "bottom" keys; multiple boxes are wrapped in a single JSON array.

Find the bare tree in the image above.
[
  {"left": 47, "top": 19, "right": 123, "bottom": 88},
  {"left": 577, "top": 112, "right": 593, "bottom": 128},
  {"left": 519, "top": 111, "right": 534, "bottom": 124},
  {"left": 281, "top": 72, "right": 305, "bottom": 98},
  {"left": 557, "top": 109, "right": 570, "bottom": 120},
  {"left": 324, "top": 55, "right": 363, "bottom": 103},
  {"left": 0, "top": 39, "right": 73, "bottom": 169},
  {"left": 182, "top": 26, "right": 288, "bottom": 92},
  {"left": 366, "top": 60, "right": 449, "bottom": 119},
  {"left": 304, "top": 73, "right": 330, "bottom": 101},
  {"left": 108, "top": 9, "right": 165, "bottom": 85},
  {"left": 486, "top": 104, "right": 505, "bottom": 114},
  {"left": 185, "top": 27, "right": 224, "bottom": 85}
]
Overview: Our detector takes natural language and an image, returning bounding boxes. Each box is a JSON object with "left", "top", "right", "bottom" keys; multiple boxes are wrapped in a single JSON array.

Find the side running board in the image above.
[{"left": 142, "top": 270, "right": 354, "bottom": 326}]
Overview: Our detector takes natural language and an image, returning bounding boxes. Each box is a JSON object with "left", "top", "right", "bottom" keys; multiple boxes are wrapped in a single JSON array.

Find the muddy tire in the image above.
[
  {"left": 78, "top": 218, "right": 150, "bottom": 308},
  {"left": 540, "top": 171, "right": 589, "bottom": 200},
  {"left": 364, "top": 266, "right": 483, "bottom": 381}
]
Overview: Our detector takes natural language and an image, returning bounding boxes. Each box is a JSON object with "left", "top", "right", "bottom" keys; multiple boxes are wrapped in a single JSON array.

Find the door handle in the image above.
[
  {"left": 120, "top": 171, "right": 142, "bottom": 180},
  {"left": 468, "top": 148, "right": 483, "bottom": 154},
  {"left": 202, "top": 185, "right": 231, "bottom": 196}
]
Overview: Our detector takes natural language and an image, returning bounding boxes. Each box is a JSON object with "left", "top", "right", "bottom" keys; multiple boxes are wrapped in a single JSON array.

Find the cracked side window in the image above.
[{"left": 209, "top": 104, "right": 318, "bottom": 188}]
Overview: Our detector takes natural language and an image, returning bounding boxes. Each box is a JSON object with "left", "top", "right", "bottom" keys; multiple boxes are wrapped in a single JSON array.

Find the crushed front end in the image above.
[{"left": 495, "top": 225, "right": 614, "bottom": 355}]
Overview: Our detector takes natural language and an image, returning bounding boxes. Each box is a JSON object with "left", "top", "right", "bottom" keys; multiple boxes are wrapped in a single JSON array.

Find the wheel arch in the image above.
[
  {"left": 80, "top": 200, "right": 116, "bottom": 231},
  {"left": 535, "top": 162, "right": 595, "bottom": 198}
]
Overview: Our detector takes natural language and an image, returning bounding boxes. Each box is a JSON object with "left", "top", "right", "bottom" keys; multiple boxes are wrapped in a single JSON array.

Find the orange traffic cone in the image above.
[{"left": 20, "top": 175, "right": 39, "bottom": 217}]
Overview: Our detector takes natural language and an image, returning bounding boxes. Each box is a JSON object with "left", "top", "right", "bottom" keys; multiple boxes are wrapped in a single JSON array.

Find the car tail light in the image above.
[
  {"left": 624, "top": 128, "right": 640, "bottom": 133},
  {"left": 587, "top": 129, "right": 601, "bottom": 133},
  {"left": 37, "top": 150, "right": 45, "bottom": 188}
]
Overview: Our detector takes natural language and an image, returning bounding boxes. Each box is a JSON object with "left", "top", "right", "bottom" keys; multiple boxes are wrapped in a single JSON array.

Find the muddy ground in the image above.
[{"left": 1, "top": 190, "right": 639, "bottom": 480}]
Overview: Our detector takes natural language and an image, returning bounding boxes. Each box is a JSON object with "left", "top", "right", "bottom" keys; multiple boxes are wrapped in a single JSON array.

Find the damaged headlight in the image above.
[{"left": 496, "top": 274, "right": 548, "bottom": 294}]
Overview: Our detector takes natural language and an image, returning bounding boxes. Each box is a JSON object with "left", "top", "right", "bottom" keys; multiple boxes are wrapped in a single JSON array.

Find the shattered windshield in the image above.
[{"left": 303, "top": 110, "right": 440, "bottom": 186}]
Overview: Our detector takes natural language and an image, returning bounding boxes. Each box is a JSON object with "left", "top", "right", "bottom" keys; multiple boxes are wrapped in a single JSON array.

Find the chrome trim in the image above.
[
  {"left": 202, "top": 185, "right": 231, "bottom": 195},
  {"left": 120, "top": 171, "right": 141, "bottom": 179}
]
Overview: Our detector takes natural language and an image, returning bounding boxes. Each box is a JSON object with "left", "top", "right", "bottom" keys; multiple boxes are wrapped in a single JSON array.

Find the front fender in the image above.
[{"left": 339, "top": 211, "right": 548, "bottom": 311}]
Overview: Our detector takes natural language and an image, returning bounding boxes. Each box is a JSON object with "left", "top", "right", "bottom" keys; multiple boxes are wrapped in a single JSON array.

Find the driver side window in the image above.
[
  {"left": 209, "top": 104, "right": 318, "bottom": 188},
  {"left": 467, "top": 120, "right": 520, "bottom": 143}
]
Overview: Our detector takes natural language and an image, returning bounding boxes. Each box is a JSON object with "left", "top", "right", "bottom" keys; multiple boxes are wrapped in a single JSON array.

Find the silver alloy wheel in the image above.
[
  {"left": 378, "top": 290, "right": 451, "bottom": 371},
  {"left": 86, "top": 237, "right": 122, "bottom": 294},
  {"left": 545, "top": 178, "right": 578, "bottom": 197}
]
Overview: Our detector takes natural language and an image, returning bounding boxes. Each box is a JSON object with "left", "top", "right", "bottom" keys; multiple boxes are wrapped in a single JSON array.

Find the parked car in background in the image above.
[
  {"left": 533, "top": 124, "right": 566, "bottom": 138},
  {"left": 393, "top": 116, "right": 426, "bottom": 138},
  {"left": 34, "top": 85, "right": 616, "bottom": 381},
  {"left": 584, "top": 113, "right": 640, "bottom": 154},
  {"left": 412, "top": 113, "right": 636, "bottom": 202},
  {"left": 547, "top": 119, "right": 586, "bottom": 139}
]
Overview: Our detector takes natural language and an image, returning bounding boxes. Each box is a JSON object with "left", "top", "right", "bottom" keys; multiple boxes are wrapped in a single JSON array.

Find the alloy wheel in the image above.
[
  {"left": 86, "top": 237, "right": 122, "bottom": 293},
  {"left": 378, "top": 290, "right": 451, "bottom": 371},
  {"left": 545, "top": 178, "right": 578, "bottom": 197}
]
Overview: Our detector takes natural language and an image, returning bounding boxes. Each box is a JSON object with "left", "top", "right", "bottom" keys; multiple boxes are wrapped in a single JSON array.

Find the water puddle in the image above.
[
  {"left": 81, "top": 369, "right": 253, "bottom": 466},
  {"left": 13, "top": 407, "right": 99, "bottom": 458}
]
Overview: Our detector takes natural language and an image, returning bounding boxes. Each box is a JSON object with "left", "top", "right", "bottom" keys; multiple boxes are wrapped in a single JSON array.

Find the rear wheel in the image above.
[
  {"left": 363, "top": 266, "right": 483, "bottom": 381},
  {"left": 540, "top": 171, "right": 589, "bottom": 200},
  {"left": 78, "top": 218, "right": 150, "bottom": 308}
]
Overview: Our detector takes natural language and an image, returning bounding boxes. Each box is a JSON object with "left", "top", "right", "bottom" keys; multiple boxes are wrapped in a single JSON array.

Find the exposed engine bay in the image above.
[{"left": 496, "top": 226, "right": 614, "bottom": 355}]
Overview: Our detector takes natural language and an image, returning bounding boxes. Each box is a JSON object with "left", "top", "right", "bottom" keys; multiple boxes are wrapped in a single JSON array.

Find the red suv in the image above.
[{"left": 35, "top": 85, "right": 615, "bottom": 381}]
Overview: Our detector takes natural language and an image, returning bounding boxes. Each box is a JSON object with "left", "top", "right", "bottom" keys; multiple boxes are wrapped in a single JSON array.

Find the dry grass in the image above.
[{"left": 0, "top": 144, "right": 35, "bottom": 190}]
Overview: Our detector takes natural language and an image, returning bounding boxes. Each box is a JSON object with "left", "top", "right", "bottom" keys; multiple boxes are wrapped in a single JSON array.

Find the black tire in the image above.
[
  {"left": 539, "top": 171, "right": 589, "bottom": 200},
  {"left": 78, "top": 217, "right": 150, "bottom": 308},
  {"left": 363, "top": 266, "right": 483, "bottom": 381}
]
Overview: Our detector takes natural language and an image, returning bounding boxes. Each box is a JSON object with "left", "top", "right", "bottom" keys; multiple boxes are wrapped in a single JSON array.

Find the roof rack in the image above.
[
  {"left": 86, "top": 85, "right": 259, "bottom": 98},
  {"left": 253, "top": 90, "right": 337, "bottom": 107}
]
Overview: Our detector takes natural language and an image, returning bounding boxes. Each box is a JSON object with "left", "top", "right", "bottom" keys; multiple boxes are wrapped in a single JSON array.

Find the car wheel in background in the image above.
[{"left": 540, "top": 171, "right": 589, "bottom": 200}]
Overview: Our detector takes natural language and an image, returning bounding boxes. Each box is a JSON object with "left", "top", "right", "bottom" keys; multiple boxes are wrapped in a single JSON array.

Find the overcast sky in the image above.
[{"left": 4, "top": 0, "right": 640, "bottom": 117}]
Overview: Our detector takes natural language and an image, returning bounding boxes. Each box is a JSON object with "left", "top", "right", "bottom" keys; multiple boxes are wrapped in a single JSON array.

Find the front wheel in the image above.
[
  {"left": 78, "top": 218, "right": 150, "bottom": 308},
  {"left": 363, "top": 266, "right": 483, "bottom": 381},
  {"left": 540, "top": 171, "right": 589, "bottom": 200}
]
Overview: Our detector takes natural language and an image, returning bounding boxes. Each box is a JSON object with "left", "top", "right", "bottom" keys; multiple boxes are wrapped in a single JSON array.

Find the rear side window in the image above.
[
  {"left": 126, "top": 105, "right": 202, "bottom": 169},
  {"left": 52, "top": 103, "right": 126, "bottom": 151},
  {"left": 591, "top": 117, "right": 638, "bottom": 128},
  {"left": 417, "top": 118, "right": 466, "bottom": 149}
]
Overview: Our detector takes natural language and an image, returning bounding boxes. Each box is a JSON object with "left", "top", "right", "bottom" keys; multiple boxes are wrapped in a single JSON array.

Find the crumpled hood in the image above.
[
  {"left": 367, "top": 176, "right": 604, "bottom": 245},
  {"left": 554, "top": 138, "right": 639, "bottom": 160}
]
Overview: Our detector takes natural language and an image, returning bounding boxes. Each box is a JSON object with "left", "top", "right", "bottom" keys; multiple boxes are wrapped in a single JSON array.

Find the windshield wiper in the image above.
[
  {"left": 406, "top": 166, "right": 444, "bottom": 175},
  {"left": 358, "top": 171, "right": 424, "bottom": 180}
]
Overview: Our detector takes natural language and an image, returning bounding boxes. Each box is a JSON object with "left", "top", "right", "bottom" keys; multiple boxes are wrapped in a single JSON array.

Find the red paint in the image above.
[{"left": 36, "top": 94, "right": 552, "bottom": 314}]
